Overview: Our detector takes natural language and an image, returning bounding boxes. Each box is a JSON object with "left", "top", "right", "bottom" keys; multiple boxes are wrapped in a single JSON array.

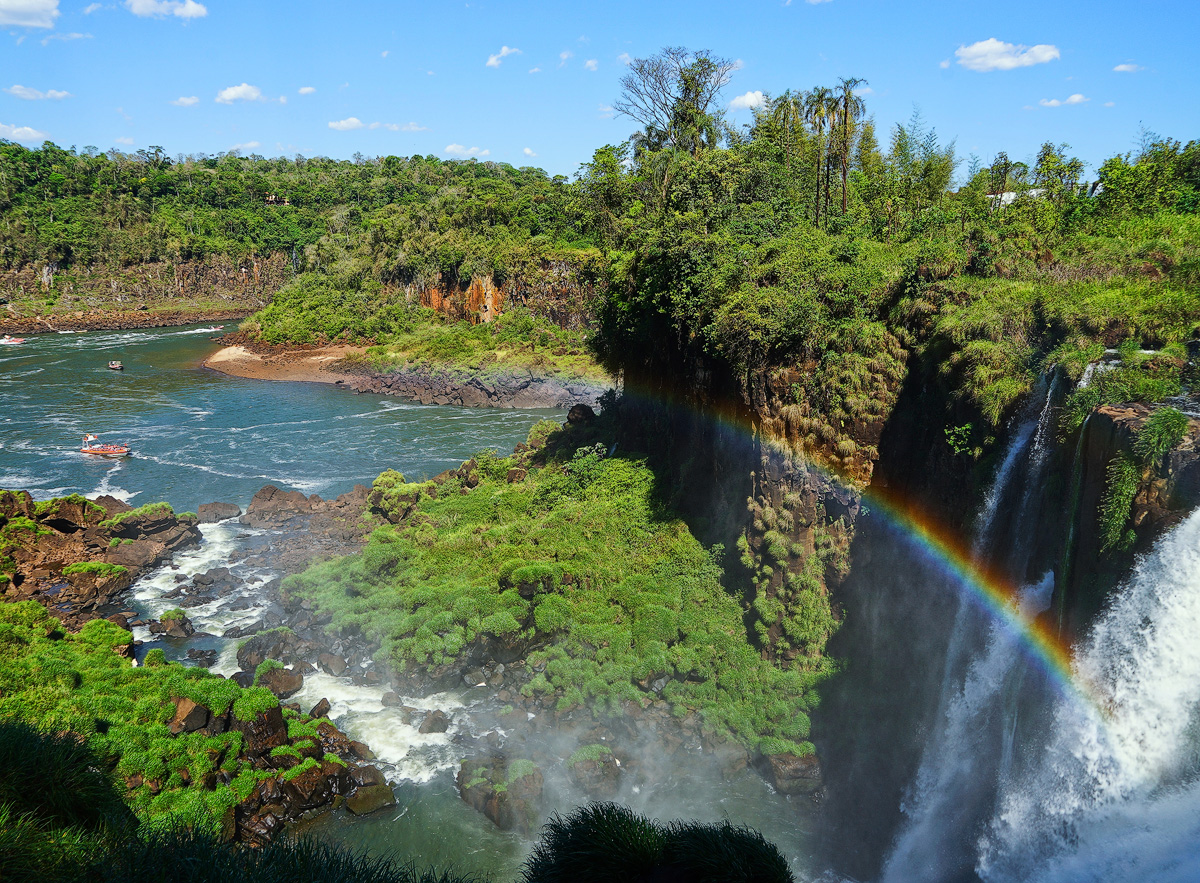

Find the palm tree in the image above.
[
  {"left": 836, "top": 77, "right": 868, "bottom": 215},
  {"left": 804, "top": 86, "right": 834, "bottom": 228}
]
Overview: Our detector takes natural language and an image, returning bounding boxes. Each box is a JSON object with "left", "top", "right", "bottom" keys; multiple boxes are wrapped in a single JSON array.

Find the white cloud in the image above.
[
  {"left": 955, "top": 38, "right": 1060, "bottom": 72},
  {"left": 5, "top": 84, "right": 70, "bottom": 100},
  {"left": 399, "top": 121, "right": 427, "bottom": 131},
  {"left": 855, "top": 85, "right": 873, "bottom": 96},
  {"left": 729, "top": 90, "right": 766, "bottom": 110},
  {"left": 617, "top": 52, "right": 631, "bottom": 65},
  {"left": 125, "top": 0, "right": 206, "bottom": 18},
  {"left": 559, "top": 50, "right": 573, "bottom": 67},
  {"left": 170, "top": 95, "right": 199, "bottom": 106},
  {"left": 40, "top": 30, "right": 89, "bottom": 44},
  {"left": 1113, "top": 63, "right": 1142, "bottom": 73},
  {"left": 298, "top": 86, "right": 315, "bottom": 95},
  {"left": 598, "top": 104, "right": 614, "bottom": 119},
  {"left": 114, "top": 136, "right": 134, "bottom": 144},
  {"left": 83, "top": 2, "right": 101, "bottom": 12},
  {"left": 229, "top": 140, "right": 260, "bottom": 152},
  {"left": 1039, "top": 93, "right": 1088, "bottom": 107},
  {"left": 1104, "top": 101, "right": 1116, "bottom": 107},
  {"left": 445, "top": 143, "right": 489, "bottom": 157},
  {"left": 806, "top": 0, "right": 833, "bottom": 3},
  {"left": 939, "top": 59, "right": 951, "bottom": 69},
  {"left": 528, "top": 67, "right": 541, "bottom": 74},
  {"left": 584, "top": 58, "right": 598, "bottom": 71},
  {"left": 0, "top": 0, "right": 59, "bottom": 27},
  {"left": 0, "top": 121, "right": 49, "bottom": 141},
  {"left": 486, "top": 45, "right": 520, "bottom": 67},
  {"left": 328, "top": 117, "right": 364, "bottom": 131},
  {"left": 215, "top": 83, "right": 263, "bottom": 104},
  {"left": 523, "top": 147, "right": 536, "bottom": 157},
  {"left": 380, "top": 49, "right": 388, "bottom": 58},
  {"left": 278, "top": 96, "right": 286, "bottom": 104}
]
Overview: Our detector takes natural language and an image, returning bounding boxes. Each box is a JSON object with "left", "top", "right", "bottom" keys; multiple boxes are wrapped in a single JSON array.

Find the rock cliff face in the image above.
[
  {"left": 344, "top": 365, "right": 606, "bottom": 409},
  {"left": 0, "top": 491, "right": 201, "bottom": 628},
  {"left": 1057, "top": 402, "right": 1200, "bottom": 634},
  {"left": 404, "top": 261, "right": 597, "bottom": 329}
]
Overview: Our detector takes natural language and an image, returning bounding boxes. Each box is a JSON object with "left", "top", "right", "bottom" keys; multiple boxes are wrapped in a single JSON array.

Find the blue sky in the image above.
[{"left": 1, "top": 0, "right": 1196, "bottom": 180}]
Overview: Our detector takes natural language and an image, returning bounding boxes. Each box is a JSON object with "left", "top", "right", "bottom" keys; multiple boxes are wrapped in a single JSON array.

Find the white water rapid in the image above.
[{"left": 978, "top": 508, "right": 1200, "bottom": 882}]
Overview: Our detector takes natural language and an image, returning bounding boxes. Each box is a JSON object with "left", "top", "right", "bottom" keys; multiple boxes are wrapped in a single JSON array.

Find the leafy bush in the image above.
[
  {"left": 520, "top": 802, "right": 792, "bottom": 883},
  {"left": 1134, "top": 406, "right": 1190, "bottom": 465}
]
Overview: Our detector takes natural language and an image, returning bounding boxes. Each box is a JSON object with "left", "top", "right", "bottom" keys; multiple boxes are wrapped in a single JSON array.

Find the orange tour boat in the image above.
[{"left": 80, "top": 434, "right": 130, "bottom": 457}]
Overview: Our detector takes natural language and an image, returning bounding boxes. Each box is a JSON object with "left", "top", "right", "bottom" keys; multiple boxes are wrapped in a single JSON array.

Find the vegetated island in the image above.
[{"left": 2, "top": 43, "right": 1200, "bottom": 882}]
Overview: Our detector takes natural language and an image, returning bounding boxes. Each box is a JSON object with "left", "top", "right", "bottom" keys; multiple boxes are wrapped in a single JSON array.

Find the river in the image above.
[
  {"left": 0, "top": 325, "right": 561, "bottom": 512},
  {"left": 0, "top": 325, "right": 819, "bottom": 880}
]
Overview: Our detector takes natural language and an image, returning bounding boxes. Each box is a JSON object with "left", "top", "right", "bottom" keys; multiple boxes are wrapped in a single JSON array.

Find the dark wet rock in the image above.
[
  {"left": 231, "top": 670, "right": 254, "bottom": 688},
  {"left": 381, "top": 691, "right": 402, "bottom": 707},
  {"left": 456, "top": 755, "right": 543, "bottom": 836},
  {"left": 419, "top": 710, "right": 451, "bottom": 734},
  {"left": 345, "top": 783, "right": 396, "bottom": 816},
  {"left": 186, "top": 647, "right": 218, "bottom": 668},
  {"left": 257, "top": 666, "right": 304, "bottom": 699},
  {"left": 232, "top": 705, "right": 289, "bottom": 759},
  {"left": 567, "top": 748, "right": 622, "bottom": 798},
  {"left": 198, "top": 501, "right": 242, "bottom": 523},
  {"left": 567, "top": 403, "right": 596, "bottom": 425},
  {"left": 169, "top": 697, "right": 210, "bottom": 735},
  {"left": 308, "top": 697, "right": 331, "bottom": 719},
  {"left": 317, "top": 652, "right": 347, "bottom": 677},
  {"left": 148, "top": 610, "right": 195, "bottom": 638},
  {"left": 757, "top": 751, "right": 823, "bottom": 795}
]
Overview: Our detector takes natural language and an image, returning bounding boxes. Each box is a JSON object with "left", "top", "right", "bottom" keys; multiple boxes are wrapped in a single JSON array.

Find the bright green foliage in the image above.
[
  {"left": 33, "top": 495, "right": 105, "bottom": 519},
  {"left": 1061, "top": 355, "right": 1184, "bottom": 436},
  {"left": 566, "top": 744, "right": 612, "bottom": 767},
  {"left": 99, "top": 502, "right": 175, "bottom": 530},
  {"left": 284, "top": 431, "right": 825, "bottom": 754},
  {"left": 1099, "top": 454, "right": 1141, "bottom": 555},
  {"left": 1134, "top": 407, "right": 1190, "bottom": 465},
  {"left": 62, "top": 562, "right": 128, "bottom": 578},
  {"left": 0, "top": 602, "right": 282, "bottom": 836}
]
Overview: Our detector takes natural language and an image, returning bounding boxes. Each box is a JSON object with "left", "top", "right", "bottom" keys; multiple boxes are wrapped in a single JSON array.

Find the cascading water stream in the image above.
[
  {"left": 978, "top": 508, "right": 1200, "bottom": 882},
  {"left": 880, "top": 378, "right": 1063, "bottom": 882}
]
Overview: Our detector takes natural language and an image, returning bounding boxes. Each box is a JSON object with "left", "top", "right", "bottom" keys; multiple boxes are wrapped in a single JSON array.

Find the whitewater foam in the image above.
[{"left": 978, "top": 509, "right": 1200, "bottom": 881}]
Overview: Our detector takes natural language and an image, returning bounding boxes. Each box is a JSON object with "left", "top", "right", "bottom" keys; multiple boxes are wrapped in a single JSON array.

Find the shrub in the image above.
[{"left": 1134, "top": 406, "right": 1190, "bottom": 465}]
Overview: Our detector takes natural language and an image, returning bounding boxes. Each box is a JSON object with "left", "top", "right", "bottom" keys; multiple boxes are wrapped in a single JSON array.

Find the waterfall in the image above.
[
  {"left": 880, "top": 379, "right": 1063, "bottom": 882},
  {"left": 880, "top": 573, "right": 1054, "bottom": 883},
  {"left": 978, "top": 509, "right": 1200, "bottom": 882}
]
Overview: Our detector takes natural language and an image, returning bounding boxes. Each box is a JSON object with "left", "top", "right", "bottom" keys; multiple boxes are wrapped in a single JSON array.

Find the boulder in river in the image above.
[
  {"left": 198, "top": 501, "right": 242, "bottom": 523},
  {"left": 257, "top": 666, "right": 304, "bottom": 699},
  {"left": 345, "top": 783, "right": 396, "bottom": 816}
]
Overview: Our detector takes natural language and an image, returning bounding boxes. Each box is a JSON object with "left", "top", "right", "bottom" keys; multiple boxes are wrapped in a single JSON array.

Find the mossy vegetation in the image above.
[
  {"left": 285, "top": 422, "right": 826, "bottom": 755},
  {"left": 62, "top": 562, "right": 129, "bottom": 578},
  {"left": 0, "top": 601, "right": 282, "bottom": 836},
  {"left": 99, "top": 501, "right": 175, "bottom": 530}
]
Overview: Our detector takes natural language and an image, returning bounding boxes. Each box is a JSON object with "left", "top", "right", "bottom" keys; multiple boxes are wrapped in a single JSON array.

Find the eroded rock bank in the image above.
[
  {"left": 343, "top": 365, "right": 605, "bottom": 409},
  {"left": 0, "top": 490, "right": 201, "bottom": 629}
]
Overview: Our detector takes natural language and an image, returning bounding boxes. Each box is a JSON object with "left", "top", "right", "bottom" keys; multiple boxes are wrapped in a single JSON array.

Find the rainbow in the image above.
[
  {"left": 615, "top": 386, "right": 1097, "bottom": 710},
  {"left": 860, "top": 483, "right": 1091, "bottom": 707}
]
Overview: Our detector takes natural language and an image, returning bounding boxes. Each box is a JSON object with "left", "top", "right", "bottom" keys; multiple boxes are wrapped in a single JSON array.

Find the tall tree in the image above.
[
  {"left": 804, "top": 86, "right": 834, "bottom": 228},
  {"left": 835, "top": 77, "right": 868, "bottom": 214},
  {"left": 614, "top": 47, "right": 737, "bottom": 158}
]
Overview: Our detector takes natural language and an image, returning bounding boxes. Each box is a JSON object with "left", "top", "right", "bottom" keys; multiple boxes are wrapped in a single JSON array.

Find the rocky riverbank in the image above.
[
  {"left": 203, "top": 338, "right": 609, "bottom": 409},
  {"left": 0, "top": 490, "right": 202, "bottom": 629},
  {"left": 0, "top": 307, "right": 252, "bottom": 335}
]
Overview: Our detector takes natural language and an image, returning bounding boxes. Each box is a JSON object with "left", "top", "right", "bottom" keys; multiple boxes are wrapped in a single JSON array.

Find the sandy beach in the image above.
[{"left": 203, "top": 344, "right": 366, "bottom": 384}]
